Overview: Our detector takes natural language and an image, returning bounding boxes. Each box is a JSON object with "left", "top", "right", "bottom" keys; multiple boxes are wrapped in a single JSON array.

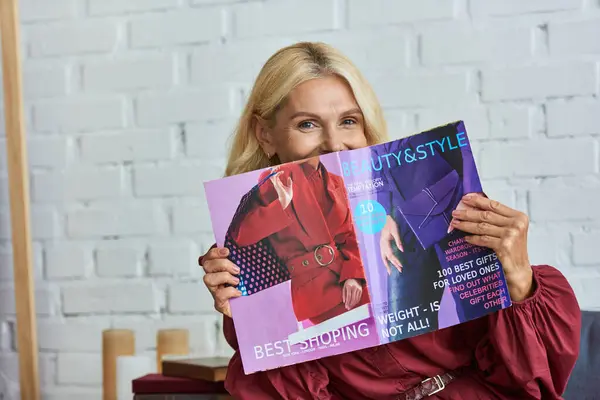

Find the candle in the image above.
[
  {"left": 116, "top": 355, "right": 153, "bottom": 400},
  {"left": 156, "top": 329, "right": 189, "bottom": 373},
  {"left": 103, "top": 329, "right": 135, "bottom": 400}
]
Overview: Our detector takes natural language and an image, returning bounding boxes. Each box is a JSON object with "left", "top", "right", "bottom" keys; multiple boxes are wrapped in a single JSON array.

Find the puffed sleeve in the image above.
[
  {"left": 473, "top": 264, "right": 581, "bottom": 399},
  {"left": 222, "top": 315, "right": 340, "bottom": 399}
]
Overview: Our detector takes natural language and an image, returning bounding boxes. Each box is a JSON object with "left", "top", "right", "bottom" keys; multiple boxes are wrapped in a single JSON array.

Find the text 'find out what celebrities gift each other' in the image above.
[{"left": 203, "top": 121, "right": 511, "bottom": 374}]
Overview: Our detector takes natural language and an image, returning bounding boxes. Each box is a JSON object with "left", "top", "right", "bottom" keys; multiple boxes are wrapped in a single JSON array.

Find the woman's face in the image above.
[{"left": 255, "top": 74, "right": 369, "bottom": 164}]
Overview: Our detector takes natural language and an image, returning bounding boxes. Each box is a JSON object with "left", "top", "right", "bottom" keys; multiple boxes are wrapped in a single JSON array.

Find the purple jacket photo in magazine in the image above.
[{"left": 367, "top": 121, "right": 509, "bottom": 335}]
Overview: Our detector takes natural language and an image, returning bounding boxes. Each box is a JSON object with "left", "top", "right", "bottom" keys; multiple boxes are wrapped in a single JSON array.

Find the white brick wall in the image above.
[
  {"left": 56, "top": 353, "right": 102, "bottom": 385},
  {"left": 129, "top": 9, "right": 225, "bottom": 48},
  {"left": 482, "top": 63, "right": 596, "bottom": 101},
  {"left": 62, "top": 282, "right": 161, "bottom": 314},
  {"left": 1, "top": 0, "right": 599, "bottom": 397},
  {"left": 234, "top": 0, "right": 339, "bottom": 38},
  {"left": 45, "top": 241, "right": 93, "bottom": 279},
  {"left": 89, "top": 0, "right": 178, "bottom": 16},
  {"left": 80, "top": 129, "right": 176, "bottom": 164},
  {"left": 96, "top": 239, "right": 145, "bottom": 277},
  {"left": 28, "top": 20, "right": 119, "bottom": 57},
  {"left": 20, "top": 0, "right": 78, "bottom": 22},
  {"left": 82, "top": 54, "right": 175, "bottom": 92}
]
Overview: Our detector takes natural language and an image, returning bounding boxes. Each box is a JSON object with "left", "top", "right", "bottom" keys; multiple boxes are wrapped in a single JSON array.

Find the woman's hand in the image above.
[
  {"left": 379, "top": 215, "right": 404, "bottom": 275},
  {"left": 447, "top": 195, "right": 474, "bottom": 234},
  {"left": 270, "top": 167, "right": 293, "bottom": 209},
  {"left": 342, "top": 279, "right": 363, "bottom": 310},
  {"left": 200, "top": 247, "right": 243, "bottom": 318},
  {"left": 449, "top": 193, "right": 533, "bottom": 302}
]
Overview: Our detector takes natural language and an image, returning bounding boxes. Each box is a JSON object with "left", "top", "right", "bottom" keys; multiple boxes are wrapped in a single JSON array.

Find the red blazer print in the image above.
[{"left": 229, "top": 160, "right": 370, "bottom": 324}]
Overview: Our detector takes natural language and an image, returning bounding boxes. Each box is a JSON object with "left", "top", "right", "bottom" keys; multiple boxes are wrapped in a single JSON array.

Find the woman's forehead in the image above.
[{"left": 282, "top": 77, "right": 360, "bottom": 116}]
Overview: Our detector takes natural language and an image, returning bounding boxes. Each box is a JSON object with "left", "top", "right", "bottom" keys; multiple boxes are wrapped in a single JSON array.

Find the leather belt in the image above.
[
  {"left": 401, "top": 372, "right": 456, "bottom": 400},
  {"left": 287, "top": 243, "right": 338, "bottom": 274}
]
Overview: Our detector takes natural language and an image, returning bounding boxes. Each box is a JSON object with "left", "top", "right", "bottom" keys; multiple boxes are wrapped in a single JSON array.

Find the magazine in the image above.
[{"left": 203, "top": 121, "right": 511, "bottom": 374}]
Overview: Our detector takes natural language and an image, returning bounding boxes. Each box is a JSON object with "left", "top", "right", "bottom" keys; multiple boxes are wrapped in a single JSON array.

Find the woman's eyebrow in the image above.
[
  {"left": 289, "top": 111, "right": 320, "bottom": 119},
  {"left": 289, "top": 108, "right": 362, "bottom": 120},
  {"left": 341, "top": 108, "right": 362, "bottom": 115}
]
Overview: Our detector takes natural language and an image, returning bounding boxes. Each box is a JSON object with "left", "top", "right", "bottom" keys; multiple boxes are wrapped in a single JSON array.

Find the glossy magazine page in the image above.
[{"left": 203, "top": 121, "right": 511, "bottom": 374}]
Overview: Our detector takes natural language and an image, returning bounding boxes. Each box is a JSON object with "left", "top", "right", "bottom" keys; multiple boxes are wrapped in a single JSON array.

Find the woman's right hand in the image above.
[
  {"left": 380, "top": 215, "right": 404, "bottom": 275},
  {"left": 269, "top": 167, "right": 293, "bottom": 209},
  {"left": 200, "top": 247, "right": 242, "bottom": 318}
]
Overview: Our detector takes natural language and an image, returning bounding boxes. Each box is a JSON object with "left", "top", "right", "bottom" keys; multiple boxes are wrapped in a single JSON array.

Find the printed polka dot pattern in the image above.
[
  {"left": 225, "top": 232, "right": 290, "bottom": 296},
  {"left": 224, "top": 171, "right": 291, "bottom": 296}
]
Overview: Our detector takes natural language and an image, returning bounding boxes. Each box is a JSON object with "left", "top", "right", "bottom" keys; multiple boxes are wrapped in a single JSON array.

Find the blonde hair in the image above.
[{"left": 224, "top": 41, "right": 389, "bottom": 177}]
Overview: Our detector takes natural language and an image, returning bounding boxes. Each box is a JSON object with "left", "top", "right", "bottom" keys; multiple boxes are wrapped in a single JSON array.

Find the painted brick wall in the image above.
[{"left": 0, "top": 0, "right": 599, "bottom": 397}]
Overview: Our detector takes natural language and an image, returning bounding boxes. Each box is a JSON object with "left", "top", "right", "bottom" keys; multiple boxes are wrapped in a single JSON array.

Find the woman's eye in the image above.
[
  {"left": 298, "top": 121, "right": 316, "bottom": 129},
  {"left": 342, "top": 119, "right": 356, "bottom": 125}
]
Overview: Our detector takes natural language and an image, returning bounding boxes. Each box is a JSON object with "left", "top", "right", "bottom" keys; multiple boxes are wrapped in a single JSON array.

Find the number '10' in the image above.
[{"left": 360, "top": 202, "right": 374, "bottom": 214}]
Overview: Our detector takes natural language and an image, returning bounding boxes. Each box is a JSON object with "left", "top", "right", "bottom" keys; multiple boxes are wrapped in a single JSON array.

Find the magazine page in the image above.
[
  {"left": 203, "top": 154, "right": 380, "bottom": 374},
  {"left": 203, "top": 120, "right": 512, "bottom": 375},
  {"left": 340, "top": 120, "right": 512, "bottom": 346}
]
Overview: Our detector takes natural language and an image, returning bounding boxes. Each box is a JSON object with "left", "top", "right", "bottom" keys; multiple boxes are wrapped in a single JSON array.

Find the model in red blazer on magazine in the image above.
[{"left": 227, "top": 156, "right": 371, "bottom": 326}]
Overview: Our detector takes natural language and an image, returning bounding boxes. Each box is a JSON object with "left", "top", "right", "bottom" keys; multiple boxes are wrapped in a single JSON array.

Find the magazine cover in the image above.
[{"left": 203, "top": 121, "right": 512, "bottom": 374}]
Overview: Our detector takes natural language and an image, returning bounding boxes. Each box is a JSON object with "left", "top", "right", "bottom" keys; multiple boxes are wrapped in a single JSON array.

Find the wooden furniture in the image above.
[{"left": 0, "top": 1, "right": 39, "bottom": 399}]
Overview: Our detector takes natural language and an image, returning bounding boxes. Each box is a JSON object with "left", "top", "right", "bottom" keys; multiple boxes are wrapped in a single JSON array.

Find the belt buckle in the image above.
[
  {"left": 421, "top": 375, "right": 445, "bottom": 396},
  {"left": 314, "top": 244, "right": 335, "bottom": 267}
]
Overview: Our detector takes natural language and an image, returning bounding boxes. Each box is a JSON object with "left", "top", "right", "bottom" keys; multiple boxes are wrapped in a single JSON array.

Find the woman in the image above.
[
  {"left": 200, "top": 42, "right": 581, "bottom": 399},
  {"left": 226, "top": 156, "right": 370, "bottom": 325}
]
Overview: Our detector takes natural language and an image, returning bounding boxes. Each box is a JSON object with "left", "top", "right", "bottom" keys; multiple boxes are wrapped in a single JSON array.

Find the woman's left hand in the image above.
[
  {"left": 342, "top": 279, "right": 363, "bottom": 310},
  {"left": 449, "top": 193, "right": 534, "bottom": 302}
]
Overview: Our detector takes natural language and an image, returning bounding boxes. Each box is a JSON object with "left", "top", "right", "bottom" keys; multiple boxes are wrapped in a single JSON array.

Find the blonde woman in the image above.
[{"left": 199, "top": 42, "right": 580, "bottom": 399}]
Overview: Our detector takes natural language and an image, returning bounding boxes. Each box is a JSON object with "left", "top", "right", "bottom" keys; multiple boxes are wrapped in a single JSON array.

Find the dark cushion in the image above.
[{"left": 564, "top": 310, "right": 600, "bottom": 399}]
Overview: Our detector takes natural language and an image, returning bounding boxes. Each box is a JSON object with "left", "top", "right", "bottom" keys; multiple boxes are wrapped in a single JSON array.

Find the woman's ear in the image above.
[{"left": 254, "top": 115, "right": 276, "bottom": 158}]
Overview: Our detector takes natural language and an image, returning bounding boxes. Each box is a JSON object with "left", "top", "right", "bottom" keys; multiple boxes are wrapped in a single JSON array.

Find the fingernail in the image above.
[
  {"left": 234, "top": 266, "right": 240, "bottom": 273},
  {"left": 220, "top": 248, "right": 229, "bottom": 256}
]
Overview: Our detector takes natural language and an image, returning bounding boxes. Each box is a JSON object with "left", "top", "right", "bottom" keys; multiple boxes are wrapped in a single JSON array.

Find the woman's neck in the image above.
[{"left": 306, "top": 156, "right": 320, "bottom": 169}]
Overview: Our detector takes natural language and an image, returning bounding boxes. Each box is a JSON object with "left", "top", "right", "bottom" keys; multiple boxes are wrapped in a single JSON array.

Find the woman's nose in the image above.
[{"left": 320, "top": 127, "right": 345, "bottom": 153}]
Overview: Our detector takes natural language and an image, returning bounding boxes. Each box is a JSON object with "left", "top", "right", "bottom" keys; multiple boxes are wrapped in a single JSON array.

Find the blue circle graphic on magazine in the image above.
[{"left": 353, "top": 199, "right": 387, "bottom": 234}]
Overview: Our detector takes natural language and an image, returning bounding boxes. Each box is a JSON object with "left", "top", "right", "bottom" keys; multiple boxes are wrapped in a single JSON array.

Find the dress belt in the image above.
[
  {"left": 400, "top": 372, "right": 457, "bottom": 400},
  {"left": 286, "top": 242, "right": 339, "bottom": 274}
]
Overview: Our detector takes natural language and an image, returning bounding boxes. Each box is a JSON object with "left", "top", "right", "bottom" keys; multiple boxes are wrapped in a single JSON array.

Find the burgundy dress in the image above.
[{"left": 214, "top": 263, "right": 580, "bottom": 399}]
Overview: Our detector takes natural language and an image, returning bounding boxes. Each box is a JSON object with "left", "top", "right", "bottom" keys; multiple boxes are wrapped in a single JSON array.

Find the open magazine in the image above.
[{"left": 203, "top": 121, "right": 511, "bottom": 375}]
